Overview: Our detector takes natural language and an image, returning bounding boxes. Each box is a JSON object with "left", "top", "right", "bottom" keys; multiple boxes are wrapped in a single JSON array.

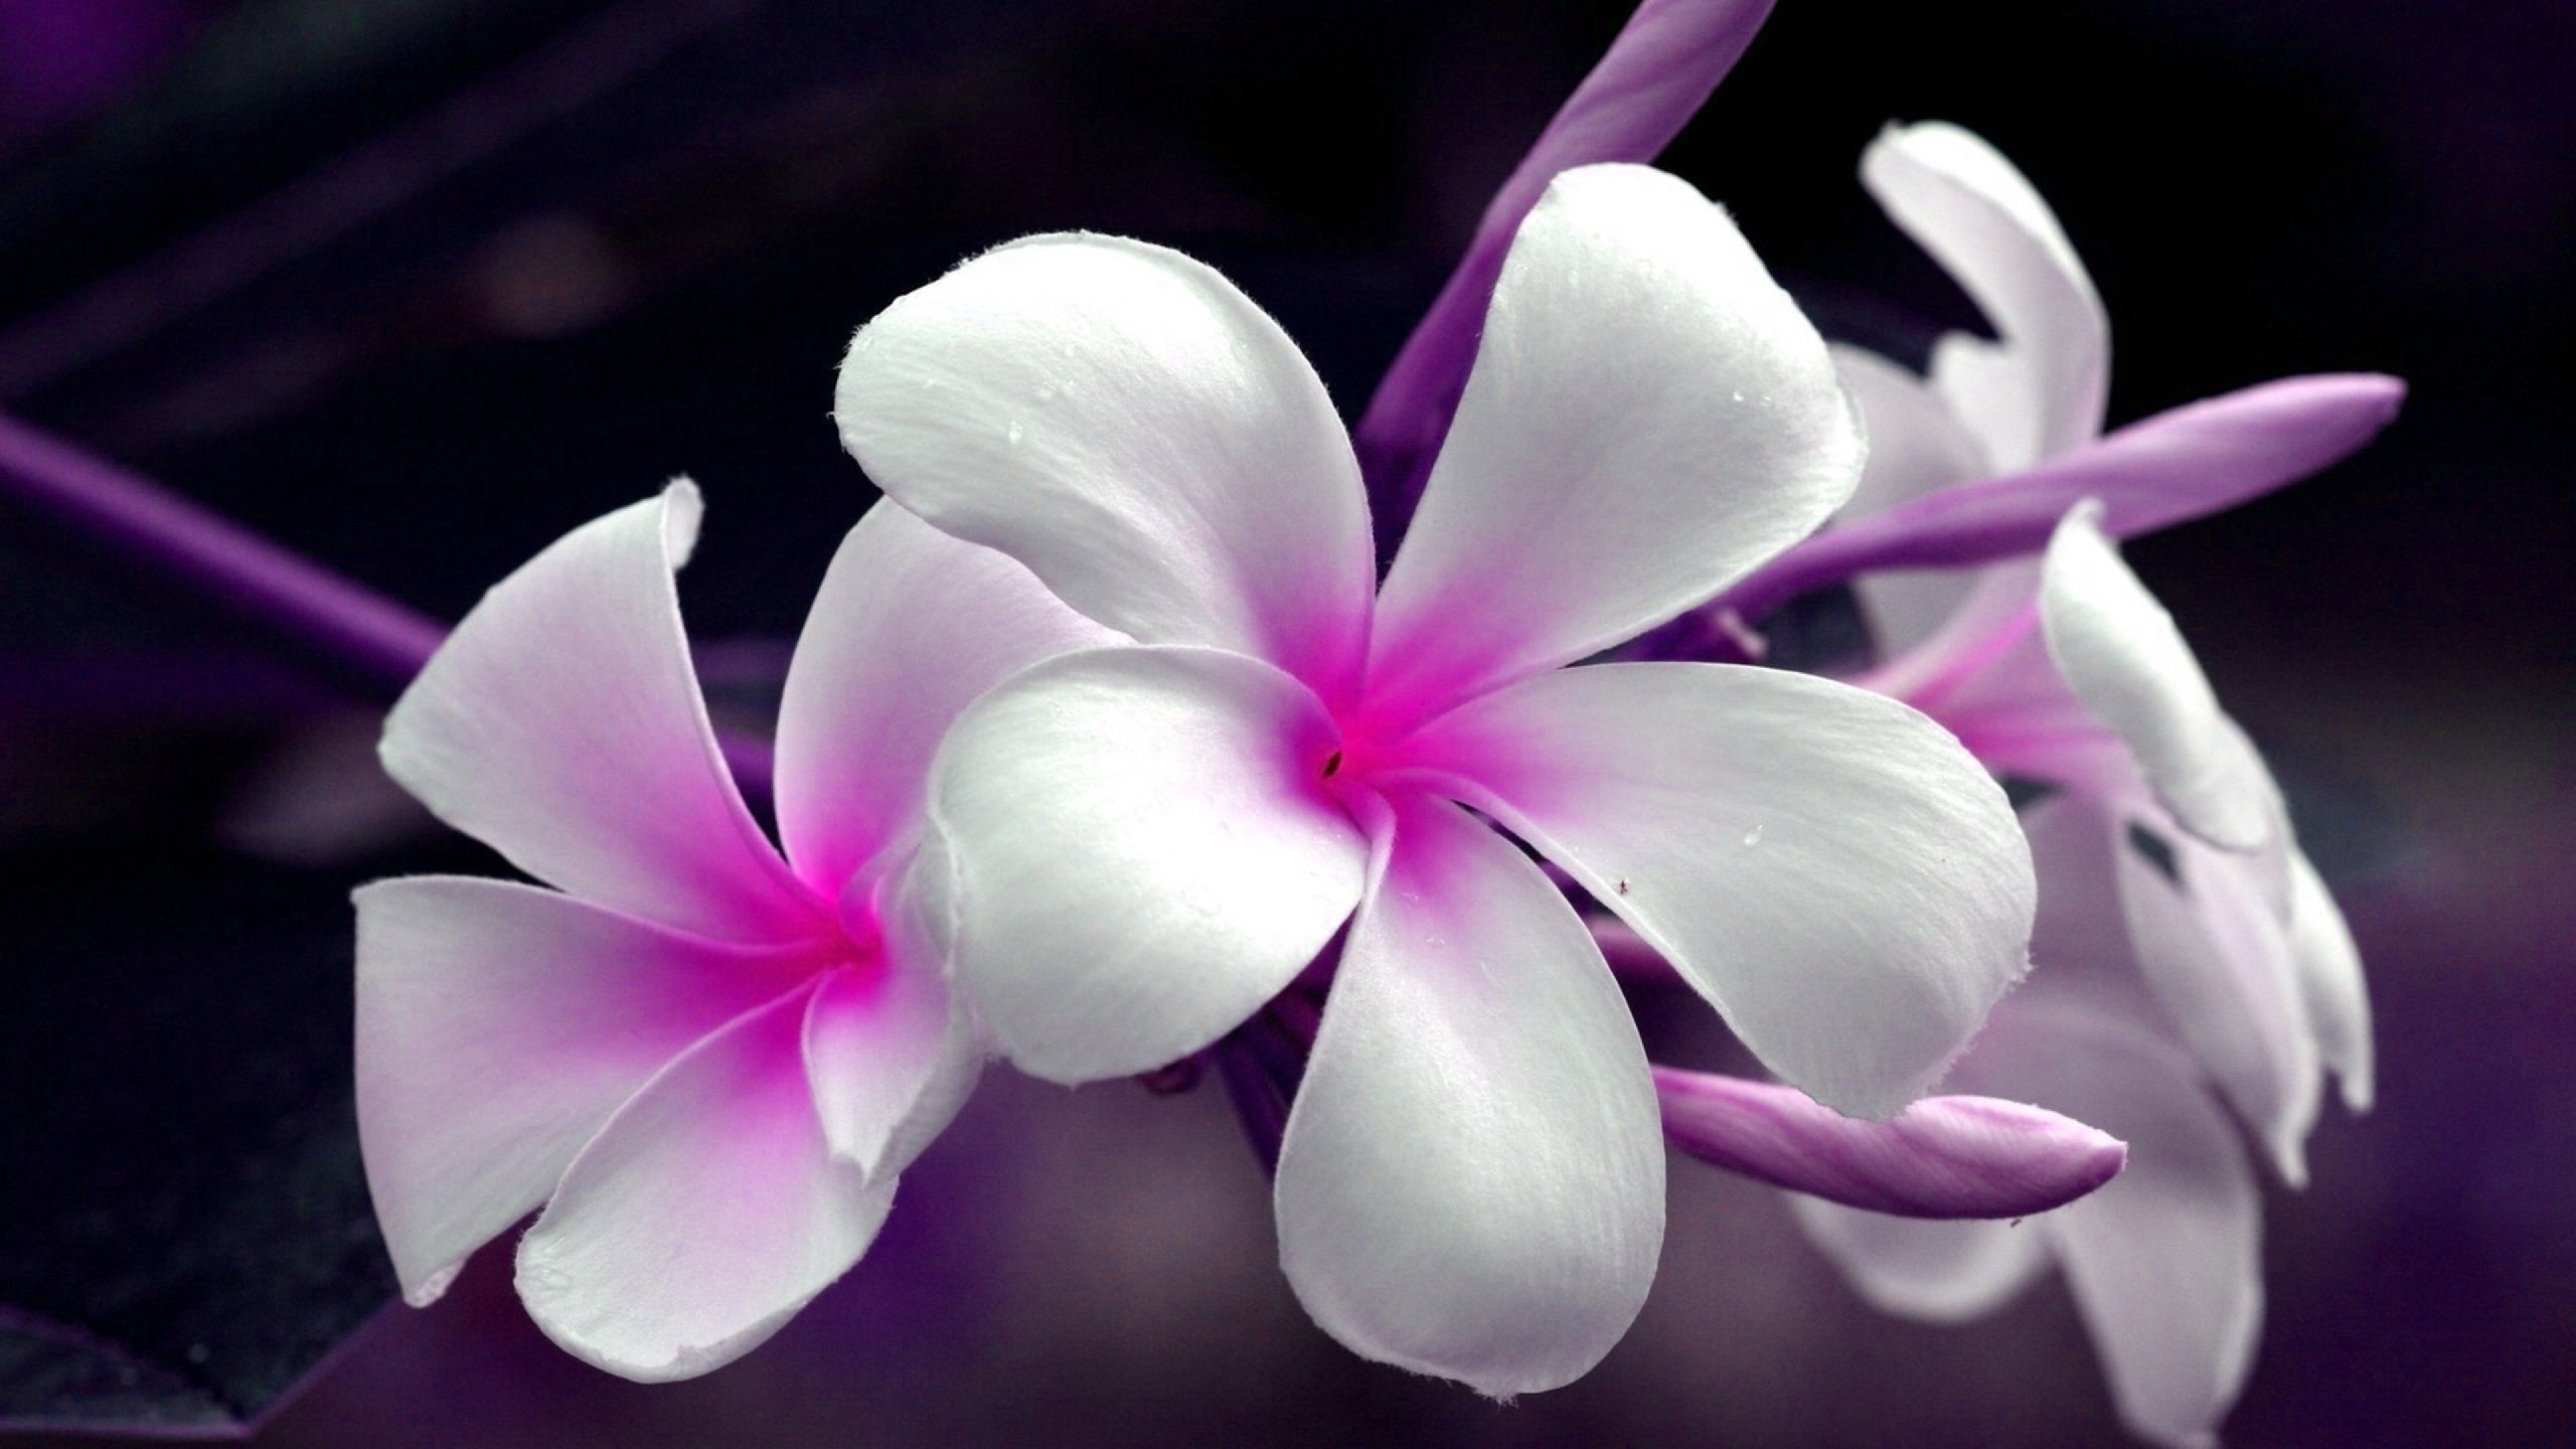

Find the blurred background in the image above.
[{"left": 1, "top": 0, "right": 2569, "bottom": 1443}]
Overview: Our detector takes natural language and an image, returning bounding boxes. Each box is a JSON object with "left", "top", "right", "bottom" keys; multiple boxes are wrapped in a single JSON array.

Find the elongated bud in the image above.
[
  {"left": 1712, "top": 372, "right": 2406, "bottom": 625},
  {"left": 1655, "top": 1067, "right": 2126, "bottom": 1219}
]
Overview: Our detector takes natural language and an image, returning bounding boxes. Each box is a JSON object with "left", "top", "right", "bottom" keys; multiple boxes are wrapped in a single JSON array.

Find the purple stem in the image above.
[
  {"left": 1353, "top": 0, "right": 1776, "bottom": 528},
  {"left": 0, "top": 412, "right": 445, "bottom": 693},
  {"left": 1654, "top": 1067, "right": 2129, "bottom": 1220},
  {"left": 0, "top": 0, "right": 750, "bottom": 400},
  {"left": 0, "top": 411, "right": 776, "bottom": 796}
]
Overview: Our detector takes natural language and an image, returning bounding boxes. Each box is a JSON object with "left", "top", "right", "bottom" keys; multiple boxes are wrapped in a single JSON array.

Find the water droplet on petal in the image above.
[
  {"left": 1729, "top": 388, "right": 1746, "bottom": 404},
  {"left": 1006, "top": 420, "right": 1024, "bottom": 446},
  {"left": 1742, "top": 824, "right": 1764, "bottom": 847}
]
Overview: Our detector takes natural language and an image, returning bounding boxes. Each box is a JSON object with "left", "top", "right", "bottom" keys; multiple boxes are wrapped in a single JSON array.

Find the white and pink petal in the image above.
[
  {"left": 1794, "top": 987, "right": 2263, "bottom": 1449},
  {"left": 835, "top": 235, "right": 1375, "bottom": 701},
  {"left": 354, "top": 877, "right": 810, "bottom": 1306},
  {"left": 922, "top": 645, "right": 1368, "bottom": 1083},
  {"left": 800, "top": 950, "right": 974, "bottom": 1185},
  {"left": 2013, "top": 998, "right": 2265, "bottom": 1449},
  {"left": 516, "top": 984, "right": 894, "bottom": 1382},
  {"left": 377, "top": 484, "right": 816, "bottom": 944},
  {"left": 1409, "top": 661, "right": 2033, "bottom": 1118},
  {"left": 773, "top": 499, "right": 1122, "bottom": 894},
  {"left": 1274, "top": 793, "right": 1662, "bottom": 1397},
  {"left": 2116, "top": 820, "right": 2323, "bottom": 1184},
  {"left": 1833, "top": 345, "right": 1995, "bottom": 658},
  {"left": 1365, "top": 164, "right": 1864, "bottom": 720}
]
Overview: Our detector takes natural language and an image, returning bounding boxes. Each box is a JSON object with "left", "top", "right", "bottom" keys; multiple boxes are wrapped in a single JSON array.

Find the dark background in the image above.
[{"left": 1, "top": 1, "right": 2569, "bottom": 1444}]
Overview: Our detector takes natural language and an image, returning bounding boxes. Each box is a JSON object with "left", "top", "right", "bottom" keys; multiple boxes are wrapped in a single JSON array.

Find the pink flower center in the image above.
[
  {"left": 828, "top": 871, "right": 890, "bottom": 975},
  {"left": 1309, "top": 703, "right": 1435, "bottom": 826}
]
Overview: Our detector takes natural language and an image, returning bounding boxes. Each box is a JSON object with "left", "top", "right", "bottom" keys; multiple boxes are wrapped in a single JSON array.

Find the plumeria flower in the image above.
[
  {"left": 1734, "top": 121, "right": 2382, "bottom": 1445},
  {"left": 831, "top": 161, "right": 2039, "bottom": 1395},
  {"left": 355, "top": 484, "right": 1114, "bottom": 1379}
]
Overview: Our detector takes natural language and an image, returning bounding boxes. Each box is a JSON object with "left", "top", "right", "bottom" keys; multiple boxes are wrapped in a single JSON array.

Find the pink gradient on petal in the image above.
[
  {"left": 354, "top": 877, "right": 816, "bottom": 1306},
  {"left": 800, "top": 955, "right": 959, "bottom": 1181},
  {"left": 378, "top": 483, "right": 822, "bottom": 946},
  {"left": 773, "top": 500, "right": 1121, "bottom": 894},
  {"left": 1275, "top": 790, "right": 1662, "bottom": 1397},
  {"left": 1365, "top": 165, "right": 1862, "bottom": 720},
  {"left": 516, "top": 983, "right": 894, "bottom": 1383}
]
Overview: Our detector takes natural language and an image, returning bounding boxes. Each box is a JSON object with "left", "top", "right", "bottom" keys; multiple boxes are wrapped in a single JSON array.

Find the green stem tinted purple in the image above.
[{"left": 0, "top": 412, "right": 775, "bottom": 796}]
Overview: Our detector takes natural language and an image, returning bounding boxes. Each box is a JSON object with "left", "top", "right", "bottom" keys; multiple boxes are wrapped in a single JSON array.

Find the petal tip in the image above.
[
  {"left": 2267, "top": 1131, "right": 2312, "bottom": 1191},
  {"left": 2079, "top": 1134, "right": 2133, "bottom": 1197},
  {"left": 513, "top": 1233, "right": 761, "bottom": 1385},
  {"left": 400, "top": 1260, "right": 464, "bottom": 1310},
  {"left": 657, "top": 477, "right": 704, "bottom": 568}
]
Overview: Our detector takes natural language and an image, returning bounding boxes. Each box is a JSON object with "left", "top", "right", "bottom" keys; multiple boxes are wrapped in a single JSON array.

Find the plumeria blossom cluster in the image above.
[
  {"left": 345, "top": 0, "right": 2397, "bottom": 1438},
  {"left": 1756, "top": 121, "right": 2383, "bottom": 1448}
]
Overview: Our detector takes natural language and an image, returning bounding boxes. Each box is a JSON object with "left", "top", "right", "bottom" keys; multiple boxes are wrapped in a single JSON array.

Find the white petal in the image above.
[
  {"left": 517, "top": 985, "right": 894, "bottom": 1382},
  {"left": 2116, "top": 821, "right": 2322, "bottom": 1185},
  {"left": 2041, "top": 502, "right": 2275, "bottom": 852},
  {"left": 378, "top": 483, "right": 815, "bottom": 943},
  {"left": 835, "top": 234, "right": 1375, "bottom": 700},
  {"left": 1275, "top": 793, "right": 1663, "bottom": 1396},
  {"left": 773, "top": 500, "right": 1122, "bottom": 893},
  {"left": 354, "top": 877, "right": 808, "bottom": 1306},
  {"left": 1792, "top": 1200, "right": 2049, "bottom": 1320},
  {"left": 1862, "top": 121, "right": 2108, "bottom": 468},
  {"left": 1854, "top": 560, "right": 2043, "bottom": 708},
  {"left": 924, "top": 645, "right": 1368, "bottom": 1083},
  {"left": 1410, "top": 662, "right": 2034, "bottom": 1118},
  {"left": 1366, "top": 164, "right": 1864, "bottom": 718},
  {"left": 2022, "top": 791, "right": 2151, "bottom": 984},
  {"left": 2288, "top": 851, "right": 2374, "bottom": 1112},
  {"left": 2017, "top": 998, "right": 2265, "bottom": 1449},
  {"left": 799, "top": 906, "right": 978, "bottom": 1183},
  {"left": 1834, "top": 346, "right": 1996, "bottom": 658}
]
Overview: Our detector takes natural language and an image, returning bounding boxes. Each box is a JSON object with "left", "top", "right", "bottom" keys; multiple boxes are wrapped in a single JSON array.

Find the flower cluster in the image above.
[{"left": 351, "top": 2, "right": 2395, "bottom": 1441}]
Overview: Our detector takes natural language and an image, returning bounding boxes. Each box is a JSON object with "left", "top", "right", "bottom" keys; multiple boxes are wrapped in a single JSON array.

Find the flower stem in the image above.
[
  {"left": 0, "top": 413, "right": 445, "bottom": 695},
  {"left": 0, "top": 411, "right": 774, "bottom": 798}
]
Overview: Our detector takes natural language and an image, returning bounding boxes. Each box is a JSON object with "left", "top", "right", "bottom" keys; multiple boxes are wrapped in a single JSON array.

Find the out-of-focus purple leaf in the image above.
[{"left": 0, "top": 839, "right": 411, "bottom": 1435}]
